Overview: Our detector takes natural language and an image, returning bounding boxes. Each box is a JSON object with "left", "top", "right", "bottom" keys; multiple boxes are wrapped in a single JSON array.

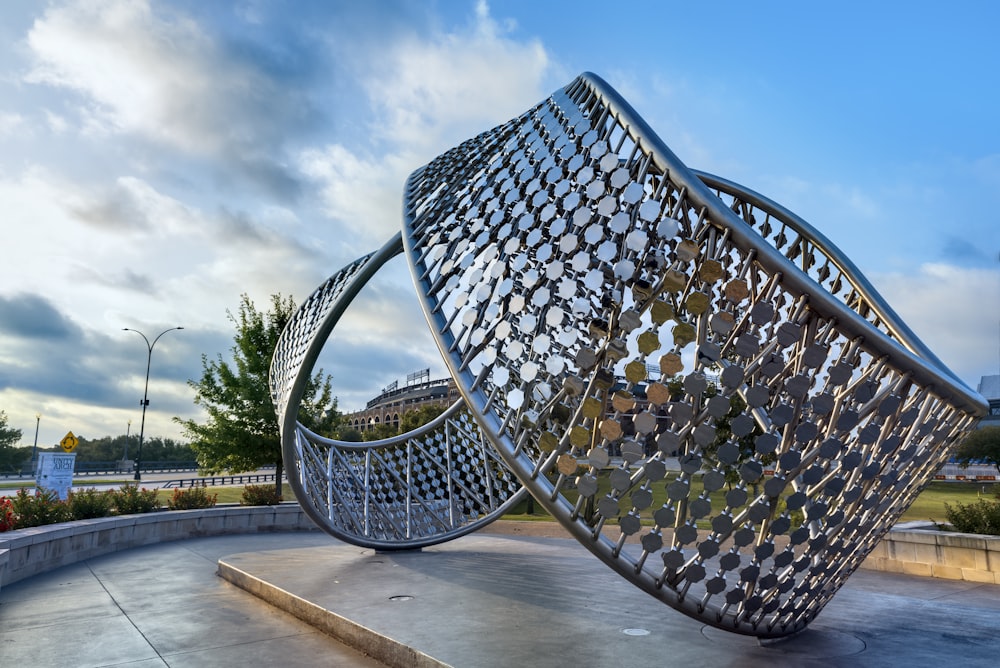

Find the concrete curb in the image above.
[
  {"left": 218, "top": 559, "right": 450, "bottom": 668},
  {"left": 0, "top": 503, "right": 316, "bottom": 590},
  {"left": 4, "top": 510, "right": 998, "bottom": 593}
]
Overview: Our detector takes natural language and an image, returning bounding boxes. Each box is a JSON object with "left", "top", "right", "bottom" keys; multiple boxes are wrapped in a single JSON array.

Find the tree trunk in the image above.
[{"left": 275, "top": 458, "right": 283, "bottom": 498}]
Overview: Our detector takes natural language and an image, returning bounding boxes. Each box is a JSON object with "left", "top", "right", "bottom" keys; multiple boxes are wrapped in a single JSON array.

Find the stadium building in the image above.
[{"left": 345, "top": 369, "right": 460, "bottom": 433}]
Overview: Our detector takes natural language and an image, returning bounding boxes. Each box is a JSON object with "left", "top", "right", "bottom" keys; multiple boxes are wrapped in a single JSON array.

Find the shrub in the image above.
[
  {"left": 10, "top": 488, "right": 71, "bottom": 528},
  {"left": 167, "top": 485, "right": 217, "bottom": 510},
  {"left": 0, "top": 497, "right": 15, "bottom": 532},
  {"left": 112, "top": 483, "right": 161, "bottom": 515},
  {"left": 944, "top": 498, "right": 1000, "bottom": 535},
  {"left": 774, "top": 496, "right": 805, "bottom": 530},
  {"left": 240, "top": 484, "right": 283, "bottom": 506},
  {"left": 67, "top": 488, "right": 115, "bottom": 520}
]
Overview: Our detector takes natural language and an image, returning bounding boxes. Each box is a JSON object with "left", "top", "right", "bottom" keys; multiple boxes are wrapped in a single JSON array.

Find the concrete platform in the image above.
[
  {"left": 3, "top": 528, "right": 1000, "bottom": 667},
  {"left": 219, "top": 529, "right": 1000, "bottom": 667}
]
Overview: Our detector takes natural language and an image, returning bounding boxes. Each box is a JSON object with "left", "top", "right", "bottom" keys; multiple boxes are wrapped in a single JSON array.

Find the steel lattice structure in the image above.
[
  {"left": 271, "top": 72, "right": 987, "bottom": 636},
  {"left": 269, "top": 235, "right": 526, "bottom": 550}
]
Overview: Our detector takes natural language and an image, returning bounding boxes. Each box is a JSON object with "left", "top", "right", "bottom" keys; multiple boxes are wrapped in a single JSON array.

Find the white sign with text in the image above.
[{"left": 36, "top": 452, "right": 76, "bottom": 501}]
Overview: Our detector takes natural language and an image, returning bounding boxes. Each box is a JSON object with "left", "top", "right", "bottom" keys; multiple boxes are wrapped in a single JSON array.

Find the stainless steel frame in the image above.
[
  {"left": 273, "top": 72, "right": 987, "bottom": 636},
  {"left": 269, "top": 235, "right": 524, "bottom": 550},
  {"left": 399, "top": 72, "right": 986, "bottom": 636}
]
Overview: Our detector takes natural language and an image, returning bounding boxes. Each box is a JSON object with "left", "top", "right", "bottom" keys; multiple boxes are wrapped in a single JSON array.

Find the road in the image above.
[{"left": 1, "top": 469, "right": 279, "bottom": 492}]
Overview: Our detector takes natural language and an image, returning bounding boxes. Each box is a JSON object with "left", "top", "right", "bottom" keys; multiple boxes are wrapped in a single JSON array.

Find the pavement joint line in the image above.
[{"left": 86, "top": 558, "right": 165, "bottom": 663}]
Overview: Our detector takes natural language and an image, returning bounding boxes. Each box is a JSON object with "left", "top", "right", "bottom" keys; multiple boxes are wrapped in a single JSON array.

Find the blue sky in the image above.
[{"left": 1, "top": 0, "right": 997, "bottom": 448}]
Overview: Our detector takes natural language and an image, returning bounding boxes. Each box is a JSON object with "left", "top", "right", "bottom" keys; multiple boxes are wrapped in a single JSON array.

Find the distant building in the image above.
[
  {"left": 345, "top": 369, "right": 460, "bottom": 433},
  {"left": 935, "top": 375, "right": 1000, "bottom": 480},
  {"left": 977, "top": 374, "right": 1000, "bottom": 428}
]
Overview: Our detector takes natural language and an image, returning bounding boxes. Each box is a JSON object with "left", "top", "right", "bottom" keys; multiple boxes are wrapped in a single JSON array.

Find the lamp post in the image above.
[
  {"left": 31, "top": 413, "right": 40, "bottom": 474},
  {"left": 123, "top": 326, "right": 183, "bottom": 481},
  {"left": 124, "top": 419, "right": 131, "bottom": 460}
]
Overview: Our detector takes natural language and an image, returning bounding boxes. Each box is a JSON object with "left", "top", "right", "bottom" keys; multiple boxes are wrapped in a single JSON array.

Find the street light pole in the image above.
[
  {"left": 124, "top": 419, "right": 131, "bottom": 460},
  {"left": 31, "top": 413, "right": 40, "bottom": 474},
  {"left": 123, "top": 326, "right": 183, "bottom": 481}
]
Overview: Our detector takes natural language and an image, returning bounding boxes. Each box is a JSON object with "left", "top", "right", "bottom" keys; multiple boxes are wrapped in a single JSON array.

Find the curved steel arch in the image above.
[
  {"left": 269, "top": 234, "right": 524, "bottom": 551},
  {"left": 274, "top": 71, "right": 987, "bottom": 636},
  {"left": 399, "top": 72, "right": 986, "bottom": 636},
  {"left": 691, "top": 169, "right": 962, "bottom": 384}
]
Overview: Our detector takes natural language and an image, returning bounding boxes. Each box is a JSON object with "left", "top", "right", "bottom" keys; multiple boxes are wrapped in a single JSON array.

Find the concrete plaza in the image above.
[{"left": 2, "top": 526, "right": 1000, "bottom": 667}]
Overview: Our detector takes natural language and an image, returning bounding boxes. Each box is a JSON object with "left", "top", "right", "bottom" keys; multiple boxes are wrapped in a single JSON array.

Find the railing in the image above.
[
  {"left": 1, "top": 462, "right": 282, "bottom": 479},
  {"left": 74, "top": 460, "right": 201, "bottom": 475},
  {"left": 2, "top": 461, "right": 202, "bottom": 478},
  {"left": 162, "top": 473, "right": 282, "bottom": 488}
]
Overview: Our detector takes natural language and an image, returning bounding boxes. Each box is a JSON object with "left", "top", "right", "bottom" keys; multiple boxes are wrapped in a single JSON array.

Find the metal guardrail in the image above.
[
  {"left": 2, "top": 462, "right": 280, "bottom": 479},
  {"left": 75, "top": 461, "right": 200, "bottom": 475},
  {"left": 162, "top": 473, "right": 282, "bottom": 488},
  {"left": 2, "top": 460, "right": 202, "bottom": 478}
]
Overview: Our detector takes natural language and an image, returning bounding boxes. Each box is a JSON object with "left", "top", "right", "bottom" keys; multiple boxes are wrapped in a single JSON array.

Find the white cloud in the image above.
[
  {"left": 24, "top": 0, "right": 306, "bottom": 167},
  {"left": 0, "top": 164, "right": 320, "bottom": 341},
  {"left": 362, "top": 1, "right": 551, "bottom": 154},
  {"left": 298, "top": 2, "right": 554, "bottom": 255},
  {"left": 0, "top": 111, "right": 26, "bottom": 136},
  {"left": 27, "top": 0, "right": 214, "bottom": 150},
  {"left": 871, "top": 262, "right": 1000, "bottom": 389},
  {"left": 43, "top": 109, "right": 68, "bottom": 134},
  {"left": 297, "top": 144, "right": 408, "bottom": 253},
  {"left": 70, "top": 175, "right": 199, "bottom": 233},
  {"left": 313, "top": 259, "right": 451, "bottom": 411}
]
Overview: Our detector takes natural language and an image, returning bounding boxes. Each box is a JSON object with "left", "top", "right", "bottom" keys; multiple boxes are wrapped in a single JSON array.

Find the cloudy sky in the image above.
[{"left": 1, "top": 0, "right": 998, "bottom": 448}]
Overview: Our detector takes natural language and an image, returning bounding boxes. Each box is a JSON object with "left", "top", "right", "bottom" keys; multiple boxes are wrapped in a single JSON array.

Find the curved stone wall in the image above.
[{"left": 0, "top": 504, "right": 317, "bottom": 590}]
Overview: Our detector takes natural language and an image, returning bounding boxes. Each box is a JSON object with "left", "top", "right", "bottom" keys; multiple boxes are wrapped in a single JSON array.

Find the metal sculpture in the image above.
[
  {"left": 269, "top": 234, "right": 525, "bottom": 550},
  {"left": 272, "top": 72, "right": 987, "bottom": 636}
]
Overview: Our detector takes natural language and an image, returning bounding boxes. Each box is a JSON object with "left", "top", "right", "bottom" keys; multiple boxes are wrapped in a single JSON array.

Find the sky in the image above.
[{"left": 1, "top": 0, "right": 998, "bottom": 449}]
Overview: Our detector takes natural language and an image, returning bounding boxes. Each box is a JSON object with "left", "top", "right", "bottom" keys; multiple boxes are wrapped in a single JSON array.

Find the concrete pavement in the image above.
[
  {"left": 0, "top": 532, "right": 381, "bottom": 667},
  {"left": 3, "top": 527, "right": 1000, "bottom": 667}
]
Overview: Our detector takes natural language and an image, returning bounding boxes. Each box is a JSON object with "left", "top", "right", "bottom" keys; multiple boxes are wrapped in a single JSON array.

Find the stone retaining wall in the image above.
[
  {"left": 0, "top": 503, "right": 317, "bottom": 591},
  {"left": 861, "top": 522, "right": 1000, "bottom": 583},
  {"left": 4, "top": 512, "right": 999, "bottom": 593}
]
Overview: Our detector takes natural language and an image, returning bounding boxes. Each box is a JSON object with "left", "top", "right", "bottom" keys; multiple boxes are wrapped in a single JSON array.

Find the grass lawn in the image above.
[
  {"left": 0, "top": 481, "right": 295, "bottom": 504},
  {"left": 501, "top": 478, "right": 1000, "bottom": 526},
  {"left": 156, "top": 483, "right": 295, "bottom": 505},
  {"left": 3, "top": 477, "right": 997, "bottom": 528},
  {"left": 898, "top": 481, "right": 999, "bottom": 524}
]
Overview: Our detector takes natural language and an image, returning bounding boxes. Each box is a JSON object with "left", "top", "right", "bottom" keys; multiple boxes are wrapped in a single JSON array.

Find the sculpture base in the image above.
[{"left": 217, "top": 530, "right": 1000, "bottom": 667}]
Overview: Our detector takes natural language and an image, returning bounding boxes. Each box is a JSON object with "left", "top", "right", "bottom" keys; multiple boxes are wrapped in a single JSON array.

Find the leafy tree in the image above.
[
  {"left": 357, "top": 404, "right": 449, "bottom": 442},
  {"left": 69, "top": 435, "right": 195, "bottom": 462},
  {"left": 0, "top": 445, "right": 31, "bottom": 474},
  {"left": 0, "top": 411, "right": 21, "bottom": 448},
  {"left": 953, "top": 426, "right": 1000, "bottom": 475},
  {"left": 336, "top": 426, "right": 363, "bottom": 442},
  {"left": 0, "top": 411, "right": 27, "bottom": 473},
  {"left": 127, "top": 436, "right": 195, "bottom": 462},
  {"left": 399, "top": 404, "right": 447, "bottom": 433},
  {"left": 363, "top": 422, "right": 398, "bottom": 441},
  {"left": 175, "top": 294, "right": 340, "bottom": 495}
]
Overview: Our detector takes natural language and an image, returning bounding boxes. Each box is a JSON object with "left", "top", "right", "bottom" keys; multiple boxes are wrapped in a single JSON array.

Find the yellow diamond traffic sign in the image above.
[{"left": 60, "top": 431, "right": 79, "bottom": 453}]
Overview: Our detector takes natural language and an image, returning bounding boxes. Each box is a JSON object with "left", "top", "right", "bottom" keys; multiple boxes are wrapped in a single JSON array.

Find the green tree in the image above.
[
  {"left": 953, "top": 426, "right": 1000, "bottom": 475},
  {"left": 335, "top": 426, "right": 363, "bottom": 442},
  {"left": 399, "top": 404, "right": 447, "bottom": 433},
  {"left": 0, "top": 411, "right": 21, "bottom": 448},
  {"left": 175, "top": 294, "right": 340, "bottom": 494},
  {"left": 68, "top": 434, "right": 194, "bottom": 463},
  {"left": 363, "top": 422, "right": 398, "bottom": 441},
  {"left": 0, "top": 411, "right": 27, "bottom": 473}
]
